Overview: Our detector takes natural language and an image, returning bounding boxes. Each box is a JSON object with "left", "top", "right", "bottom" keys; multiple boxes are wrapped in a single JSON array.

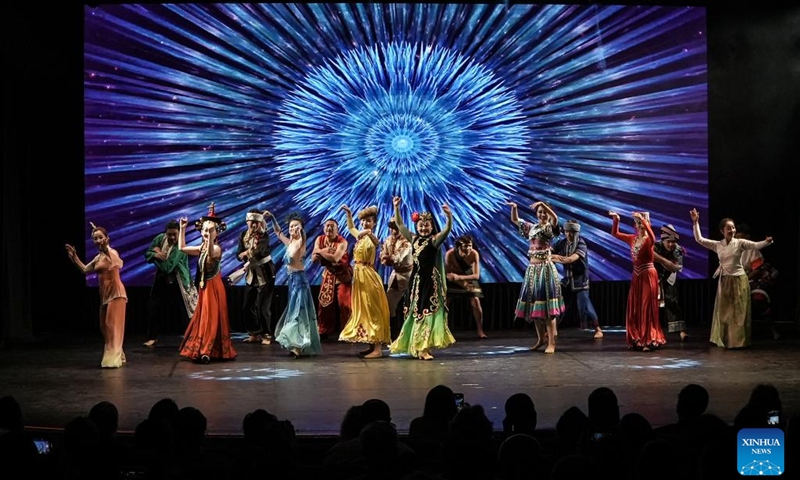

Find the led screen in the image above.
[{"left": 84, "top": 3, "right": 708, "bottom": 286}]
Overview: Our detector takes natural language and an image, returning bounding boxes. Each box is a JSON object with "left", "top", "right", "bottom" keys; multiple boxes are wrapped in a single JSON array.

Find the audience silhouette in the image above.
[{"left": 2, "top": 382, "right": 795, "bottom": 480}]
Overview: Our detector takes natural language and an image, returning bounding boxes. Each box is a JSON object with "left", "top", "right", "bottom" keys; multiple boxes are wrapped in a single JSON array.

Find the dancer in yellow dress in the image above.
[{"left": 338, "top": 205, "right": 392, "bottom": 358}]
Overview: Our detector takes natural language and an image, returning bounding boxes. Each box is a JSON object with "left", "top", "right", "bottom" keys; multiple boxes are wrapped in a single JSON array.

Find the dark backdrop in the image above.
[{"left": 3, "top": 2, "right": 798, "bottom": 345}]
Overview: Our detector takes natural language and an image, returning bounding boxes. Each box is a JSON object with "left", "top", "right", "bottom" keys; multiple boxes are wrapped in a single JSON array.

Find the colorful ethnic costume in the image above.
[
  {"left": 338, "top": 219, "right": 391, "bottom": 346},
  {"left": 390, "top": 210, "right": 456, "bottom": 358},
  {"left": 654, "top": 226, "right": 686, "bottom": 335},
  {"left": 514, "top": 221, "right": 565, "bottom": 321},
  {"left": 144, "top": 231, "right": 196, "bottom": 341},
  {"left": 179, "top": 246, "right": 237, "bottom": 362},
  {"left": 235, "top": 216, "right": 276, "bottom": 341},
  {"left": 314, "top": 234, "right": 352, "bottom": 337},
  {"left": 274, "top": 246, "right": 323, "bottom": 356},
  {"left": 611, "top": 215, "right": 666, "bottom": 350}
]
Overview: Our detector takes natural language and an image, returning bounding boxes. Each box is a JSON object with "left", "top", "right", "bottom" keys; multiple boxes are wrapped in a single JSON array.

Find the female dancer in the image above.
[
  {"left": 178, "top": 203, "right": 237, "bottom": 363},
  {"left": 690, "top": 208, "right": 773, "bottom": 348},
  {"left": 609, "top": 211, "right": 666, "bottom": 351},
  {"left": 65, "top": 223, "right": 127, "bottom": 368},
  {"left": 389, "top": 196, "right": 456, "bottom": 360},
  {"left": 507, "top": 200, "right": 564, "bottom": 354},
  {"left": 267, "top": 210, "right": 322, "bottom": 358},
  {"left": 338, "top": 205, "right": 391, "bottom": 359}
]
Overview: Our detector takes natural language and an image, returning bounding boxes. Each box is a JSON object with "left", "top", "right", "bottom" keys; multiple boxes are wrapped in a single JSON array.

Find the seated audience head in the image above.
[
  {"left": 88, "top": 400, "right": 119, "bottom": 439},
  {"left": 588, "top": 387, "right": 620, "bottom": 432},
  {"left": 502, "top": 392, "right": 537, "bottom": 435},
  {"left": 423, "top": 384, "right": 458, "bottom": 421},
  {"left": 677, "top": 384, "right": 709, "bottom": 422}
]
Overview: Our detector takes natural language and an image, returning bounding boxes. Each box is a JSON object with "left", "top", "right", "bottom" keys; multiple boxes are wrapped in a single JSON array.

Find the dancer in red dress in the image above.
[
  {"left": 609, "top": 211, "right": 666, "bottom": 351},
  {"left": 178, "top": 203, "right": 237, "bottom": 364}
]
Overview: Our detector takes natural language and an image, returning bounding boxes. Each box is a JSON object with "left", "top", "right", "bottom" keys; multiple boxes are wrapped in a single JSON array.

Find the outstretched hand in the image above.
[
  {"left": 340, "top": 205, "right": 352, "bottom": 215},
  {"left": 441, "top": 204, "right": 452, "bottom": 216},
  {"left": 65, "top": 244, "right": 76, "bottom": 258},
  {"left": 608, "top": 211, "right": 620, "bottom": 219},
  {"left": 393, "top": 196, "right": 402, "bottom": 207},
  {"left": 689, "top": 208, "right": 699, "bottom": 223},
  {"left": 505, "top": 201, "right": 518, "bottom": 209}
]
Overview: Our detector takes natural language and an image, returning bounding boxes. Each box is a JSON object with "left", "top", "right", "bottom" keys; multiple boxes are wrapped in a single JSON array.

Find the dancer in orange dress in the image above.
[
  {"left": 178, "top": 203, "right": 237, "bottom": 364},
  {"left": 65, "top": 223, "right": 127, "bottom": 368}
]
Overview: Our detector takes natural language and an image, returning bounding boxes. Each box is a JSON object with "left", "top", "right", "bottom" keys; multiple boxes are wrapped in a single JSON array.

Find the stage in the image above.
[{"left": 3, "top": 321, "right": 798, "bottom": 437}]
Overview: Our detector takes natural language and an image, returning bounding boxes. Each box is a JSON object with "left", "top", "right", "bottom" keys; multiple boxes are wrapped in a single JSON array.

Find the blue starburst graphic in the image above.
[
  {"left": 83, "top": 3, "right": 709, "bottom": 285},
  {"left": 273, "top": 41, "right": 528, "bottom": 231}
]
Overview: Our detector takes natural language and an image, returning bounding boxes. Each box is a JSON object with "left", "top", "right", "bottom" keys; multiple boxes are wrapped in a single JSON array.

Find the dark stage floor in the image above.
[{"left": 2, "top": 322, "right": 799, "bottom": 437}]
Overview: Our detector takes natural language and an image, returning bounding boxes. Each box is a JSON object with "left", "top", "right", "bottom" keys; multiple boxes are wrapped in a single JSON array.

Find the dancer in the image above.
[
  {"left": 234, "top": 208, "right": 276, "bottom": 345},
  {"left": 65, "top": 223, "right": 127, "bottom": 368},
  {"left": 736, "top": 224, "right": 780, "bottom": 340},
  {"left": 338, "top": 205, "right": 391, "bottom": 358},
  {"left": 379, "top": 217, "right": 413, "bottom": 338},
  {"left": 311, "top": 219, "right": 352, "bottom": 340},
  {"left": 551, "top": 219, "right": 603, "bottom": 339},
  {"left": 690, "top": 209, "right": 773, "bottom": 349},
  {"left": 178, "top": 203, "right": 237, "bottom": 364},
  {"left": 653, "top": 224, "right": 689, "bottom": 342},
  {"left": 506, "top": 200, "right": 564, "bottom": 354},
  {"left": 444, "top": 234, "right": 487, "bottom": 339},
  {"left": 143, "top": 220, "right": 197, "bottom": 347},
  {"left": 609, "top": 211, "right": 666, "bottom": 351},
  {"left": 268, "top": 210, "right": 322, "bottom": 358},
  {"left": 389, "top": 196, "right": 456, "bottom": 360}
]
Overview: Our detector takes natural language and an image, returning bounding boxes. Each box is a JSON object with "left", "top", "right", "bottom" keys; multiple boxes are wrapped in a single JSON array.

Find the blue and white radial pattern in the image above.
[
  {"left": 84, "top": 3, "right": 709, "bottom": 286},
  {"left": 273, "top": 41, "right": 527, "bottom": 230}
]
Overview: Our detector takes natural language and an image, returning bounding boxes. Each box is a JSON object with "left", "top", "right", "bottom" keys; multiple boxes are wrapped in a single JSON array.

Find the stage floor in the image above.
[{"left": 3, "top": 322, "right": 799, "bottom": 436}]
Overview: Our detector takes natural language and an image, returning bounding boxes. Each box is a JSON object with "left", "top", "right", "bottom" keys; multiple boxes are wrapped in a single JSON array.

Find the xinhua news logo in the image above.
[{"left": 738, "top": 428, "right": 784, "bottom": 476}]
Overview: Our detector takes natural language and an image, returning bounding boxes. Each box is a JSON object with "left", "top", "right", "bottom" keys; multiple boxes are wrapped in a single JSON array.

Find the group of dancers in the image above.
[{"left": 65, "top": 198, "right": 774, "bottom": 368}]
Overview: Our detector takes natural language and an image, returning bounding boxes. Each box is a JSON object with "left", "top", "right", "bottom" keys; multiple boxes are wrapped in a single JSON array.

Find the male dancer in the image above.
[
  {"left": 235, "top": 208, "right": 276, "bottom": 345},
  {"left": 380, "top": 216, "right": 413, "bottom": 338},
  {"left": 444, "top": 234, "right": 487, "bottom": 338},
  {"left": 653, "top": 224, "right": 688, "bottom": 341},
  {"left": 551, "top": 220, "right": 603, "bottom": 338},
  {"left": 311, "top": 219, "right": 352, "bottom": 340},
  {"left": 143, "top": 220, "right": 197, "bottom": 346}
]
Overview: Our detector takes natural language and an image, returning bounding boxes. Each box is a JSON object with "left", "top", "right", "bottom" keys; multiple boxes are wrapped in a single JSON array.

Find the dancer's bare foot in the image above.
[
  {"left": 419, "top": 350, "right": 434, "bottom": 360},
  {"left": 243, "top": 335, "right": 261, "bottom": 343},
  {"left": 478, "top": 331, "right": 488, "bottom": 339},
  {"left": 261, "top": 336, "right": 272, "bottom": 345},
  {"left": 593, "top": 330, "right": 604, "bottom": 339},
  {"left": 358, "top": 345, "right": 375, "bottom": 356},
  {"left": 290, "top": 348, "right": 301, "bottom": 358},
  {"left": 680, "top": 331, "right": 689, "bottom": 342},
  {"left": 143, "top": 339, "right": 158, "bottom": 347},
  {"left": 544, "top": 345, "right": 555, "bottom": 354},
  {"left": 364, "top": 349, "right": 383, "bottom": 359}
]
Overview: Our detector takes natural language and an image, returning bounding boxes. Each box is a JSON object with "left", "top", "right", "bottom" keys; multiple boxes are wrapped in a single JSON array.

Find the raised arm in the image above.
[
  {"left": 264, "top": 211, "right": 290, "bottom": 246},
  {"left": 341, "top": 205, "right": 359, "bottom": 238},
  {"left": 393, "top": 196, "right": 412, "bottom": 241},
  {"left": 178, "top": 217, "right": 201, "bottom": 256},
  {"left": 433, "top": 204, "right": 453, "bottom": 248},
  {"left": 690, "top": 208, "right": 716, "bottom": 251},
  {"left": 506, "top": 201, "right": 520, "bottom": 225},
  {"left": 65, "top": 244, "right": 96, "bottom": 274}
]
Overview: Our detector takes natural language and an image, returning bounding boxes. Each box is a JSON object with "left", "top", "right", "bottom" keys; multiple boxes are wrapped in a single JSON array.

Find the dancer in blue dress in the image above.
[{"left": 265, "top": 210, "right": 322, "bottom": 358}]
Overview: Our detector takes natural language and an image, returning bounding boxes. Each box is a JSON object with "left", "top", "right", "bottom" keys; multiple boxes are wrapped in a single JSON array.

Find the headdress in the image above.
[
  {"left": 245, "top": 211, "right": 265, "bottom": 224},
  {"left": 563, "top": 220, "right": 581, "bottom": 256},
  {"left": 660, "top": 224, "right": 680, "bottom": 241},
  {"left": 195, "top": 202, "right": 227, "bottom": 232},
  {"left": 357, "top": 205, "right": 378, "bottom": 220},
  {"left": 411, "top": 211, "right": 433, "bottom": 223}
]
